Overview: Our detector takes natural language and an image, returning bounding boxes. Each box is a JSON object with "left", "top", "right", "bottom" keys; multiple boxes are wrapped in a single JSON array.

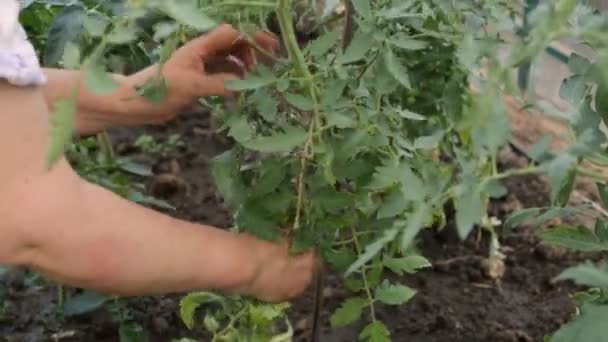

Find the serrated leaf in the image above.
[
  {"left": 360, "top": 321, "right": 391, "bottom": 342},
  {"left": 456, "top": 187, "right": 484, "bottom": 239},
  {"left": 62, "top": 41, "right": 80, "bottom": 69},
  {"left": 401, "top": 203, "right": 430, "bottom": 249},
  {"left": 384, "top": 49, "right": 411, "bottom": 89},
  {"left": 179, "top": 292, "right": 224, "bottom": 330},
  {"left": 108, "top": 24, "right": 139, "bottom": 44},
  {"left": 352, "top": 0, "right": 372, "bottom": 19},
  {"left": 85, "top": 65, "right": 120, "bottom": 95},
  {"left": 283, "top": 93, "right": 314, "bottom": 111},
  {"left": 225, "top": 74, "right": 276, "bottom": 91},
  {"left": 211, "top": 149, "right": 243, "bottom": 207},
  {"left": 346, "top": 228, "right": 398, "bottom": 275},
  {"left": 83, "top": 12, "right": 109, "bottom": 37},
  {"left": 162, "top": 0, "right": 216, "bottom": 31},
  {"left": 329, "top": 297, "right": 367, "bottom": 327},
  {"left": 390, "top": 34, "right": 428, "bottom": 51},
  {"left": 377, "top": 190, "right": 408, "bottom": 219},
  {"left": 551, "top": 304, "right": 608, "bottom": 342},
  {"left": 63, "top": 291, "right": 109, "bottom": 317},
  {"left": 560, "top": 75, "right": 587, "bottom": 105},
  {"left": 326, "top": 111, "right": 357, "bottom": 128},
  {"left": 542, "top": 226, "right": 608, "bottom": 252},
  {"left": 555, "top": 261, "right": 608, "bottom": 288},
  {"left": 374, "top": 280, "right": 416, "bottom": 305},
  {"left": 338, "top": 30, "right": 373, "bottom": 64},
  {"left": 547, "top": 154, "right": 578, "bottom": 206},
  {"left": 227, "top": 116, "right": 254, "bottom": 143},
  {"left": 395, "top": 107, "right": 425, "bottom": 120},
  {"left": 569, "top": 53, "right": 592, "bottom": 75},
  {"left": 504, "top": 208, "right": 541, "bottom": 230},
  {"left": 384, "top": 255, "right": 431, "bottom": 275},
  {"left": 310, "top": 30, "right": 339, "bottom": 57},
  {"left": 47, "top": 99, "right": 77, "bottom": 168},
  {"left": 44, "top": 5, "right": 85, "bottom": 66},
  {"left": 414, "top": 131, "right": 444, "bottom": 150},
  {"left": 243, "top": 126, "right": 308, "bottom": 153}
]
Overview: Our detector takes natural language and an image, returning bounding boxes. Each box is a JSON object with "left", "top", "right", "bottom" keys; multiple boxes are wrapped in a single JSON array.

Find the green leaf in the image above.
[
  {"left": 225, "top": 74, "right": 276, "bottom": 91},
  {"left": 414, "top": 131, "right": 444, "bottom": 150},
  {"left": 560, "top": 75, "right": 587, "bottom": 105},
  {"left": 310, "top": 30, "right": 339, "bottom": 57},
  {"left": 211, "top": 150, "right": 243, "bottom": 207},
  {"left": 338, "top": 30, "right": 373, "bottom": 64},
  {"left": 384, "top": 49, "right": 411, "bottom": 89},
  {"left": 162, "top": 0, "right": 217, "bottom": 31},
  {"left": 546, "top": 154, "right": 578, "bottom": 206},
  {"left": 227, "top": 116, "right": 254, "bottom": 143},
  {"left": 351, "top": 0, "right": 372, "bottom": 19},
  {"left": 568, "top": 53, "right": 592, "bottom": 75},
  {"left": 555, "top": 261, "right": 608, "bottom": 288},
  {"left": 82, "top": 12, "right": 109, "bottom": 37},
  {"left": 62, "top": 41, "right": 81, "bottom": 69},
  {"left": 377, "top": 190, "right": 408, "bottom": 219},
  {"left": 401, "top": 203, "right": 430, "bottom": 250},
  {"left": 44, "top": 5, "right": 85, "bottom": 66},
  {"left": 346, "top": 228, "right": 398, "bottom": 275},
  {"left": 243, "top": 126, "right": 308, "bottom": 153},
  {"left": 455, "top": 187, "right": 484, "bottom": 239},
  {"left": 360, "top": 321, "right": 391, "bottom": 342},
  {"left": 47, "top": 99, "right": 77, "bottom": 168},
  {"left": 108, "top": 24, "right": 139, "bottom": 44},
  {"left": 283, "top": 93, "right": 314, "bottom": 111},
  {"left": 374, "top": 280, "right": 416, "bottom": 305},
  {"left": 542, "top": 226, "right": 608, "bottom": 252},
  {"left": 504, "top": 208, "right": 541, "bottom": 230},
  {"left": 329, "top": 297, "right": 367, "bottom": 327},
  {"left": 119, "top": 324, "right": 147, "bottom": 342},
  {"left": 389, "top": 35, "right": 428, "bottom": 50},
  {"left": 179, "top": 292, "right": 224, "bottom": 330},
  {"left": 551, "top": 304, "right": 608, "bottom": 342},
  {"left": 85, "top": 65, "right": 120, "bottom": 95},
  {"left": 63, "top": 291, "right": 109, "bottom": 316},
  {"left": 383, "top": 255, "right": 431, "bottom": 275},
  {"left": 596, "top": 219, "right": 608, "bottom": 242},
  {"left": 597, "top": 183, "right": 608, "bottom": 208},
  {"left": 326, "top": 111, "right": 357, "bottom": 128}
]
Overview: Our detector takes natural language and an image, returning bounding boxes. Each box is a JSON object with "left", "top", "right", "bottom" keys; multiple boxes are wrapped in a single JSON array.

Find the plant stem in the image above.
[
  {"left": 204, "top": 1, "right": 276, "bottom": 10},
  {"left": 486, "top": 165, "right": 542, "bottom": 182},
  {"left": 577, "top": 166, "right": 608, "bottom": 183},
  {"left": 350, "top": 226, "right": 377, "bottom": 322},
  {"left": 97, "top": 131, "right": 115, "bottom": 161}
]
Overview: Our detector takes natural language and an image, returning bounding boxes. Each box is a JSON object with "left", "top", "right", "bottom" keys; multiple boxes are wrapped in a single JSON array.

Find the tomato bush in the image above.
[{"left": 14, "top": 0, "right": 608, "bottom": 341}]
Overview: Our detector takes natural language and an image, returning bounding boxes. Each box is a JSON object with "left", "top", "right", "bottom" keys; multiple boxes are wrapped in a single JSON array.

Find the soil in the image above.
[{"left": 0, "top": 113, "right": 604, "bottom": 342}]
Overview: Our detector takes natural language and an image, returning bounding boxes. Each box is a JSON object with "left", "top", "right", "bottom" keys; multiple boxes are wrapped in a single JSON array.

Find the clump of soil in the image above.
[{"left": 0, "top": 114, "right": 599, "bottom": 342}]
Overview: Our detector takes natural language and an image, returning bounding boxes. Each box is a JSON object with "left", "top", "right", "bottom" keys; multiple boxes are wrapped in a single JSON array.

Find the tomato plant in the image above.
[{"left": 16, "top": 0, "right": 608, "bottom": 341}]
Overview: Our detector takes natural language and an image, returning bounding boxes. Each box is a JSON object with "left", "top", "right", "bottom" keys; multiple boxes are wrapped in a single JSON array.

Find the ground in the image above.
[{"left": 0, "top": 104, "right": 604, "bottom": 341}]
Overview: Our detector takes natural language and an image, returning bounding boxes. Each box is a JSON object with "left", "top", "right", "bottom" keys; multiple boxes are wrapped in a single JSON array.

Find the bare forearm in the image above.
[
  {"left": 11, "top": 174, "right": 257, "bottom": 296},
  {"left": 41, "top": 67, "right": 165, "bottom": 135}
]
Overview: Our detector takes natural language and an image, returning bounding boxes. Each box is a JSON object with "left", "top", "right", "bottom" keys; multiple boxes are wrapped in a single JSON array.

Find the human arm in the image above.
[
  {"left": 40, "top": 25, "right": 278, "bottom": 136},
  {"left": 0, "top": 81, "right": 313, "bottom": 301}
]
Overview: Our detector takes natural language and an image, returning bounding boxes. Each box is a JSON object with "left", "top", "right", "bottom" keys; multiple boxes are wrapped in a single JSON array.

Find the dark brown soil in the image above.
[{"left": 0, "top": 114, "right": 600, "bottom": 342}]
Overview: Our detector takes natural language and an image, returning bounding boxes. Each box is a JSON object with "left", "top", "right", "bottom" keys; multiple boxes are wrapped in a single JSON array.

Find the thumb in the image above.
[{"left": 197, "top": 72, "right": 240, "bottom": 97}]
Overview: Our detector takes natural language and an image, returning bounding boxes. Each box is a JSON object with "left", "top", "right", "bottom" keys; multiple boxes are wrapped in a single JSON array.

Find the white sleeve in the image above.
[{"left": 0, "top": 0, "right": 46, "bottom": 87}]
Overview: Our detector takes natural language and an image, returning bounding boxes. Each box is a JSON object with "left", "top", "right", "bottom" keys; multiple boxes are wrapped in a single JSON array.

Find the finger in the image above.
[
  {"left": 197, "top": 73, "right": 241, "bottom": 97},
  {"left": 182, "top": 23, "right": 243, "bottom": 59},
  {"left": 254, "top": 31, "right": 280, "bottom": 54}
]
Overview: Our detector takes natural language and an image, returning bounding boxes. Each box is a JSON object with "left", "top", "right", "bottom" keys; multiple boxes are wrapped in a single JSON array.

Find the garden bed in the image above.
[{"left": 0, "top": 102, "right": 603, "bottom": 342}]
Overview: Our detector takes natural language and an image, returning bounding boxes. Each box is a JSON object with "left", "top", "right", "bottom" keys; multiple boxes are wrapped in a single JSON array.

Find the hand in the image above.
[
  {"left": 138, "top": 24, "right": 279, "bottom": 123},
  {"left": 235, "top": 234, "right": 316, "bottom": 302}
]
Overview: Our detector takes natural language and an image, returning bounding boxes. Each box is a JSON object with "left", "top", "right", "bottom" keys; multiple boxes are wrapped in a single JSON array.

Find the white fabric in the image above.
[{"left": 0, "top": 0, "right": 46, "bottom": 86}]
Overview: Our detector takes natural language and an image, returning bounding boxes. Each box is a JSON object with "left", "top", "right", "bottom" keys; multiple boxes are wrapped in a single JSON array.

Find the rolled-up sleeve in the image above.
[{"left": 0, "top": 0, "right": 46, "bottom": 87}]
